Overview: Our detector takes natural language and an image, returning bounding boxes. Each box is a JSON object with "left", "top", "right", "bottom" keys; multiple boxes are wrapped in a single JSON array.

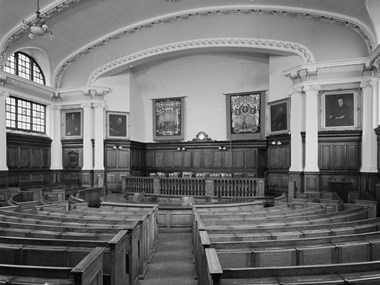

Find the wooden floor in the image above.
[{"left": 140, "top": 231, "right": 197, "bottom": 285}]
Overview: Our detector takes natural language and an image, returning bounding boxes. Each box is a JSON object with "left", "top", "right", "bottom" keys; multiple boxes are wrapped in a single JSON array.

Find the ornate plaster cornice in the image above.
[
  {"left": 87, "top": 37, "right": 314, "bottom": 85},
  {"left": 284, "top": 58, "right": 371, "bottom": 84},
  {"left": 52, "top": 5, "right": 375, "bottom": 87},
  {"left": 0, "top": 70, "right": 55, "bottom": 98},
  {"left": 0, "top": 0, "right": 81, "bottom": 67}
]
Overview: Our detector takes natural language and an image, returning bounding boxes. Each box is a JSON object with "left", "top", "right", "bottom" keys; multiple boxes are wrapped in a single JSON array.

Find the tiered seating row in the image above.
[
  {"left": 0, "top": 202, "right": 159, "bottom": 285},
  {"left": 193, "top": 201, "right": 380, "bottom": 285}
]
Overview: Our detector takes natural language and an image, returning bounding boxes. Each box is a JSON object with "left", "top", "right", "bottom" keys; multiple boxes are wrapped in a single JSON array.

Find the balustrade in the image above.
[{"left": 123, "top": 176, "right": 265, "bottom": 198}]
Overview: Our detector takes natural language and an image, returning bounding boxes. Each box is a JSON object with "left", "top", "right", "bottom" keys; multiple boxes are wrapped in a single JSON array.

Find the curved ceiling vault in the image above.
[{"left": 0, "top": 1, "right": 377, "bottom": 88}]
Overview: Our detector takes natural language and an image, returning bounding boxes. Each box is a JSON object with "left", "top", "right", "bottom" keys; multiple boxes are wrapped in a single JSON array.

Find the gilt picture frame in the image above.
[
  {"left": 106, "top": 111, "right": 130, "bottom": 139},
  {"left": 62, "top": 109, "right": 82, "bottom": 139},
  {"left": 153, "top": 97, "right": 185, "bottom": 141},
  {"left": 320, "top": 90, "right": 360, "bottom": 130},
  {"left": 268, "top": 98, "right": 290, "bottom": 134}
]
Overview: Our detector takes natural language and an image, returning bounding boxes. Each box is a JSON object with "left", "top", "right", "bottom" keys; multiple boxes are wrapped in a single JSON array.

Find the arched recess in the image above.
[
  {"left": 6, "top": 47, "right": 51, "bottom": 86},
  {"left": 87, "top": 37, "right": 315, "bottom": 85}
]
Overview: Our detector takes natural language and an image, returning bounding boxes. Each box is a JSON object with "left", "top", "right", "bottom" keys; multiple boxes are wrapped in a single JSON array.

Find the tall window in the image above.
[
  {"left": 6, "top": 96, "right": 46, "bottom": 133},
  {"left": 4, "top": 52, "right": 46, "bottom": 85}
]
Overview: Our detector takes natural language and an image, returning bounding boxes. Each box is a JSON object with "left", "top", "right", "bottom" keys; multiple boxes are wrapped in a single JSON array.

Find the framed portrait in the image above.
[
  {"left": 153, "top": 97, "right": 184, "bottom": 141},
  {"left": 321, "top": 89, "right": 360, "bottom": 130},
  {"left": 106, "top": 111, "right": 130, "bottom": 139},
  {"left": 268, "top": 98, "right": 290, "bottom": 134},
  {"left": 225, "top": 91, "right": 266, "bottom": 140},
  {"left": 62, "top": 109, "right": 82, "bottom": 139}
]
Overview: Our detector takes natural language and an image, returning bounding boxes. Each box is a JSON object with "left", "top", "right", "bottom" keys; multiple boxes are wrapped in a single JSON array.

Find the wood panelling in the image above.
[
  {"left": 119, "top": 150, "right": 129, "bottom": 168},
  {"left": 268, "top": 146, "right": 290, "bottom": 170},
  {"left": 104, "top": 140, "right": 145, "bottom": 190},
  {"left": 347, "top": 144, "right": 359, "bottom": 170},
  {"left": 183, "top": 152, "right": 192, "bottom": 168},
  {"left": 6, "top": 133, "right": 52, "bottom": 187},
  {"left": 318, "top": 131, "right": 362, "bottom": 192},
  {"left": 193, "top": 151, "right": 202, "bottom": 169},
  {"left": 106, "top": 149, "right": 117, "bottom": 168},
  {"left": 246, "top": 150, "right": 257, "bottom": 169},
  {"left": 318, "top": 139, "right": 360, "bottom": 171},
  {"left": 144, "top": 140, "right": 266, "bottom": 176},
  {"left": 320, "top": 145, "right": 331, "bottom": 170}
]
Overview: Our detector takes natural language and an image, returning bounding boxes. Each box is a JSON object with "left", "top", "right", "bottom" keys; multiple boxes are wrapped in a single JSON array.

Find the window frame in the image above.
[
  {"left": 6, "top": 96, "right": 46, "bottom": 134},
  {"left": 4, "top": 52, "right": 46, "bottom": 85}
]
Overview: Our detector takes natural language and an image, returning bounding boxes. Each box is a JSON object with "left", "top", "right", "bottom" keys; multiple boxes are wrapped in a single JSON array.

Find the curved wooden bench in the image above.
[{"left": 0, "top": 247, "right": 104, "bottom": 285}]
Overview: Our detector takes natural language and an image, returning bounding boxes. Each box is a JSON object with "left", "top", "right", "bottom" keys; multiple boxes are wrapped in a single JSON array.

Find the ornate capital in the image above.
[
  {"left": 93, "top": 102, "right": 105, "bottom": 109},
  {"left": 362, "top": 63, "right": 376, "bottom": 77},
  {"left": 360, "top": 80, "right": 372, "bottom": 89},
  {"left": 82, "top": 87, "right": 111, "bottom": 99},
  {"left": 51, "top": 92, "right": 62, "bottom": 103},
  {"left": 288, "top": 86, "right": 303, "bottom": 96},
  {"left": 50, "top": 104, "right": 61, "bottom": 111},
  {"left": 81, "top": 102, "right": 92, "bottom": 109},
  {"left": 303, "top": 84, "right": 321, "bottom": 95}
]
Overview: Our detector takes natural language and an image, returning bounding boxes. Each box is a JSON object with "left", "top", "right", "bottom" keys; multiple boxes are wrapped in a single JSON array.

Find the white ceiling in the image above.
[{"left": 0, "top": 0, "right": 379, "bottom": 86}]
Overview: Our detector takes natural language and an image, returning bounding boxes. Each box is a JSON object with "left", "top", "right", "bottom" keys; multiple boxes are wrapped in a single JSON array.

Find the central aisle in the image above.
[{"left": 140, "top": 231, "right": 198, "bottom": 285}]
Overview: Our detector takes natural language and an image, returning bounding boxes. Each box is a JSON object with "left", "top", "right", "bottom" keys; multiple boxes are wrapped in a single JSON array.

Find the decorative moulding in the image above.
[
  {"left": 51, "top": 6, "right": 375, "bottom": 87},
  {"left": 0, "top": 0, "right": 81, "bottom": 66},
  {"left": 284, "top": 58, "right": 370, "bottom": 84},
  {"left": 87, "top": 37, "right": 314, "bottom": 85}
]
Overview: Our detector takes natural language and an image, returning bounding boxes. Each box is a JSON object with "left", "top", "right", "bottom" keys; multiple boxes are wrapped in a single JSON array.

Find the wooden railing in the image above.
[
  {"left": 160, "top": 178, "right": 206, "bottom": 196},
  {"left": 122, "top": 176, "right": 265, "bottom": 197},
  {"left": 124, "top": 177, "right": 155, "bottom": 194}
]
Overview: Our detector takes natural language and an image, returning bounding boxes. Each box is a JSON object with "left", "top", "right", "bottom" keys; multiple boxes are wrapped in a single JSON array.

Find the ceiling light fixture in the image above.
[{"left": 23, "top": 0, "right": 53, "bottom": 40}]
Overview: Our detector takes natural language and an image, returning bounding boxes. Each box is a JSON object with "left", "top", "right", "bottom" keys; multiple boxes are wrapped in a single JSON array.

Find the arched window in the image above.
[{"left": 4, "top": 52, "right": 46, "bottom": 85}]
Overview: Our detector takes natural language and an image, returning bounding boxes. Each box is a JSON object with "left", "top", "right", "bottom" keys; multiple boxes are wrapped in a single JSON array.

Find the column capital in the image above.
[
  {"left": 288, "top": 86, "right": 303, "bottom": 96},
  {"left": 81, "top": 102, "right": 93, "bottom": 109},
  {"left": 82, "top": 87, "right": 111, "bottom": 99},
  {"left": 360, "top": 80, "right": 372, "bottom": 89},
  {"left": 93, "top": 102, "right": 105, "bottom": 109},
  {"left": 303, "top": 84, "right": 321, "bottom": 94},
  {"left": 50, "top": 104, "right": 61, "bottom": 111}
]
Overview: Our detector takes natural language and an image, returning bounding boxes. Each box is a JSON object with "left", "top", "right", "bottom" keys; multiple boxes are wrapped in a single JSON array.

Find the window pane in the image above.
[
  {"left": 4, "top": 52, "right": 45, "bottom": 85},
  {"left": 5, "top": 96, "right": 45, "bottom": 133}
]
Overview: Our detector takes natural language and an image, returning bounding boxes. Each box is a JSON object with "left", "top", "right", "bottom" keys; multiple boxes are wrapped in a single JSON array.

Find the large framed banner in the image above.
[
  {"left": 320, "top": 89, "right": 360, "bottom": 130},
  {"left": 225, "top": 91, "right": 266, "bottom": 140},
  {"left": 268, "top": 98, "right": 290, "bottom": 134},
  {"left": 153, "top": 97, "right": 185, "bottom": 141},
  {"left": 106, "top": 111, "right": 129, "bottom": 139},
  {"left": 62, "top": 109, "right": 82, "bottom": 139}
]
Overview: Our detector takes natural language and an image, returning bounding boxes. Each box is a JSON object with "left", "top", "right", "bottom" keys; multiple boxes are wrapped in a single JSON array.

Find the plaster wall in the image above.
[
  {"left": 268, "top": 54, "right": 303, "bottom": 102},
  {"left": 105, "top": 52, "right": 270, "bottom": 142}
]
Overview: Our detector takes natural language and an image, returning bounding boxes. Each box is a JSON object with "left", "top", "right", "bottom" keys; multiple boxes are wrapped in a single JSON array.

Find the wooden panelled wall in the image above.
[
  {"left": 61, "top": 139, "right": 84, "bottom": 185},
  {"left": 2, "top": 129, "right": 372, "bottom": 195},
  {"left": 103, "top": 140, "right": 267, "bottom": 190},
  {"left": 318, "top": 131, "right": 361, "bottom": 191},
  {"left": 144, "top": 140, "right": 267, "bottom": 177},
  {"left": 266, "top": 131, "right": 364, "bottom": 194},
  {"left": 104, "top": 140, "right": 145, "bottom": 190},
  {"left": 6, "top": 133, "right": 51, "bottom": 187},
  {"left": 266, "top": 134, "right": 290, "bottom": 194}
]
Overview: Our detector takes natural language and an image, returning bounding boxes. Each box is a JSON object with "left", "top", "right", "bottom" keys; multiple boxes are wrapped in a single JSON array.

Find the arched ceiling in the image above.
[{"left": 0, "top": 0, "right": 378, "bottom": 87}]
